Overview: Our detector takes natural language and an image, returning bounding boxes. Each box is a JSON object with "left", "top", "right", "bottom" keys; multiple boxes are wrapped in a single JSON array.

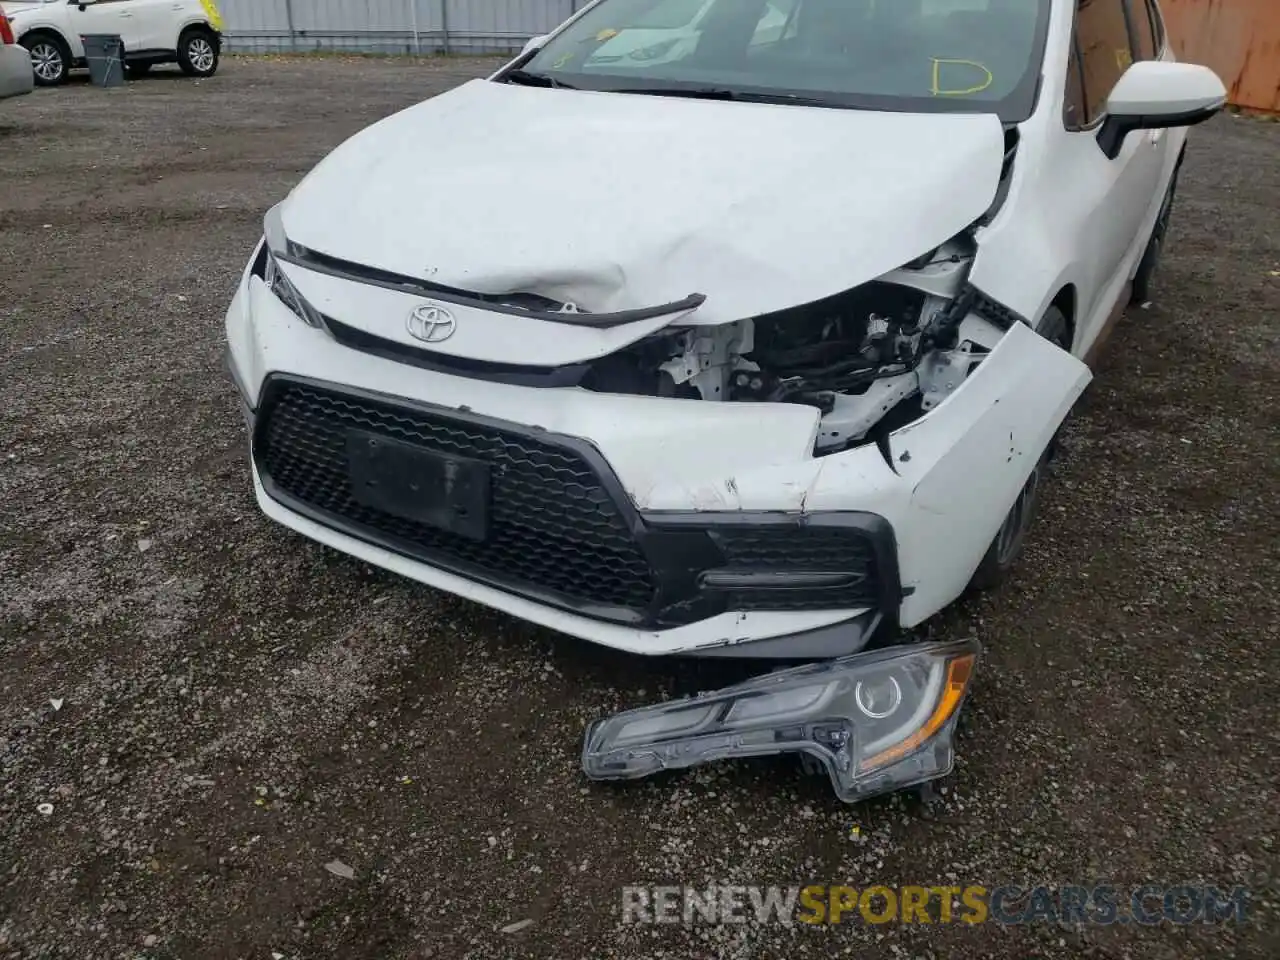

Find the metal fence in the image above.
[
  {"left": 218, "top": 0, "right": 588, "bottom": 55},
  {"left": 1163, "top": 0, "right": 1280, "bottom": 114}
]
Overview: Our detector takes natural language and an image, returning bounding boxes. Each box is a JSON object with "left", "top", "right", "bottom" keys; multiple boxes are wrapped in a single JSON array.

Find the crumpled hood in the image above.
[{"left": 281, "top": 79, "right": 1006, "bottom": 326}]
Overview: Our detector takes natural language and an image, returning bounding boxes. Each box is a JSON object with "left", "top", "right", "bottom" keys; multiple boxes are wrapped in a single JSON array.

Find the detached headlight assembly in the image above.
[
  {"left": 582, "top": 638, "right": 978, "bottom": 803},
  {"left": 257, "top": 204, "right": 323, "bottom": 328}
]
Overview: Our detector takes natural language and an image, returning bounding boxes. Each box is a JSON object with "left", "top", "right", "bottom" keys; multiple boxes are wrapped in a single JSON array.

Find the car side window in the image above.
[
  {"left": 1129, "top": 0, "right": 1159, "bottom": 60},
  {"left": 1075, "top": 0, "right": 1133, "bottom": 124},
  {"left": 1143, "top": 0, "right": 1165, "bottom": 54}
]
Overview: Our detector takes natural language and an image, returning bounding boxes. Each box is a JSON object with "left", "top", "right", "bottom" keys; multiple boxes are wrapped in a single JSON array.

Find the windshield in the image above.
[{"left": 522, "top": 0, "right": 1048, "bottom": 121}]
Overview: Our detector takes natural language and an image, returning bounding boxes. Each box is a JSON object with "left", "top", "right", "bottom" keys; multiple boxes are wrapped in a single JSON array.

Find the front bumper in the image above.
[
  {"left": 234, "top": 367, "right": 894, "bottom": 658},
  {"left": 226, "top": 253, "right": 1088, "bottom": 656},
  {"left": 0, "top": 44, "right": 34, "bottom": 100}
]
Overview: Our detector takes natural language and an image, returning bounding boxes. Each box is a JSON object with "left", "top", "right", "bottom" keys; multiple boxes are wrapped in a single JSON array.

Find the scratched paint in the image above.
[{"left": 1163, "top": 0, "right": 1280, "bottom": 113}]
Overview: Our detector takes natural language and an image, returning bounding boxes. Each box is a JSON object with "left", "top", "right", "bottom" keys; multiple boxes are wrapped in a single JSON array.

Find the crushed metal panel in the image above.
[
  {"left": 888, "top": 323, "right": 1091, "bottom": 626},
  {"left": 279, "top": 79, "right": 1008, "bottom": 324}
]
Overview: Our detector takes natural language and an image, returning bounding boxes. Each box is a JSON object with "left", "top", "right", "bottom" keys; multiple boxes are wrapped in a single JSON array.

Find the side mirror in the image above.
[
  {"left": 1097, "top": 61, "right": 1227, "bottom": 159},
  {"left": 521, "top": 34, "right": 549, "bottom": 57}
]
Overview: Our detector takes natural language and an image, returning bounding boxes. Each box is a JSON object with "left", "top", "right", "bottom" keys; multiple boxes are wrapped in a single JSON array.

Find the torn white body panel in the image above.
[
  {"left": 638, "top": 323, "right": 1090, "bottom": 626},
  {"left": 279, "top": 79, "right": 1006, "bottom": 325},
  {"left": 887, "top": 323, "right": 1091, "bottom": 620}
]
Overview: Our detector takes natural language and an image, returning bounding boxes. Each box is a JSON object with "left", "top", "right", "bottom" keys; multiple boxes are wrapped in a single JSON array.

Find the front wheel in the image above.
[
  {"left": 23, "top": 34, "right": 70, "bottom": 87},
  {"left": 967, "top": 452, "right": 1048, "bottom": 592},
  {"left": 177, "top": 28, "right": 219, "bottom": 78}
]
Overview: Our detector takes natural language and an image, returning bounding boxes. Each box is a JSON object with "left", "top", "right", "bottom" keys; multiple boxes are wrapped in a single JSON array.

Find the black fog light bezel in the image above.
[{"left": 638, "top": 511, "right": 902, "bottom": 629}]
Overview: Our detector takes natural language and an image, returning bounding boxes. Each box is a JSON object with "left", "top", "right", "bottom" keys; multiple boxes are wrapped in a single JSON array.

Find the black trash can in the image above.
[{"left": 80, "top": 34, "right": 125, "bottom": 87}]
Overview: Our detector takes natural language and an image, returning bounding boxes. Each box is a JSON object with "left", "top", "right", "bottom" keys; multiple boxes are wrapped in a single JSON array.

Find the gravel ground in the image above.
[{"left": 1, "top": 57, "right": 1278, "bottom": 960}]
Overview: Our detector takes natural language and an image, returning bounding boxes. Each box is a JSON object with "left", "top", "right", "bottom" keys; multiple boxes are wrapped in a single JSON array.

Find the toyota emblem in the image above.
[{"left": 406, "top": 303, "right": 457, "bottom": 343}]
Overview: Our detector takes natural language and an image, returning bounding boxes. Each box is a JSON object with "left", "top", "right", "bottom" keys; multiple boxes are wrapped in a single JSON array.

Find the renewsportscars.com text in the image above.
[{"left": 621, "top": 883, "right": 1250, "bottom": 926}]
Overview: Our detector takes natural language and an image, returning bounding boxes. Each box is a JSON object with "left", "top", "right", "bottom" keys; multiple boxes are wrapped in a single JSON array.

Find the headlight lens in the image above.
[
  {"left": 258, "top": 204, "right": 323, "bottom": 328},
  {"left": 581, "top": 638, "right": 978, "bottom": 803},
  {"left": 855, "top": 673, "right": 902, "bottom": 720},
  {"left": 261, "top": 247, "right": 322, "bottom": 328}
]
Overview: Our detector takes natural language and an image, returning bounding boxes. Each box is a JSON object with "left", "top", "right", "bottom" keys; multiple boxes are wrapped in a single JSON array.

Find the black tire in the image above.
[
  {"left": 967, "top": 305, "right": 1071, "bottom": 592},
  {"left": 22, "top": 32, "right": 70, "bottom": 87},
  {"left": 177, "top": 27, "right": 219, "bottom": 78},
  {"left": 126, "top": 62, "right": 153, "bottom": 79},
  {"left": 1130, "top": 168, "right": 1180, "bottom": 306}
]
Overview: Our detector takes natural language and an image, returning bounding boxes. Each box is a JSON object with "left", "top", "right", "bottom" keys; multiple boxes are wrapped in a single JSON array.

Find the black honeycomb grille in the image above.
[
  {"left": 710, "top": 526, "right": 881, "bottom": 611},
  {"left": 254, "top": 379, "right": 657, "bottom": 613}
]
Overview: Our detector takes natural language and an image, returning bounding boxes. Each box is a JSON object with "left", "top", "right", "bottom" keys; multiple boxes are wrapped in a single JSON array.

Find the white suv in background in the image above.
[{"left": 5, "top": 0, "right": 221, "bottom": 85}]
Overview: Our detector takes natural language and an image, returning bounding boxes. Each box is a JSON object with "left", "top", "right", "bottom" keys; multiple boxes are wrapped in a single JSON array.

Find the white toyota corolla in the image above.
[{"left": 225, "top": 0, "right": 1225, "bottom": 800}]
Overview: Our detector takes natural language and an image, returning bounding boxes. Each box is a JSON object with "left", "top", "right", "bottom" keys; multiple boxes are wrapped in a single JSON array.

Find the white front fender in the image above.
[{"left": 889, "top": 322, "right": 1091, "bottom": 625}]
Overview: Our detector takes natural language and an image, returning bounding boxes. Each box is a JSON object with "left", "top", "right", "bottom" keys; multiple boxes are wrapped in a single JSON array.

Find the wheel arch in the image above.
[
  {"left": 18, "top": 25, "right": 72, "bottom": 52},
  {"left": 178, "top": 19, "right": 219, "bottom": 42},
  {"left": 1049, "top": 285, "right": 1078, "bottom": 353}
]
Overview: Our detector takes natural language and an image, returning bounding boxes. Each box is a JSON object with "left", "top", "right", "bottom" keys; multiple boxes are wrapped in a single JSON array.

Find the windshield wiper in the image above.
[
  {"left": 606, "top": 87, "right": 834, "bottom": 106},
  {"left": 502, "top": 69, "right": 577, "bottom": 90}
]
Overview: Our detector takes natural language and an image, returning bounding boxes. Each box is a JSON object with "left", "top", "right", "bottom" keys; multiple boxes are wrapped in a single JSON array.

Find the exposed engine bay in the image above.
[{"left": 579, "top": 238, "right": 1003, "bottom": 454}]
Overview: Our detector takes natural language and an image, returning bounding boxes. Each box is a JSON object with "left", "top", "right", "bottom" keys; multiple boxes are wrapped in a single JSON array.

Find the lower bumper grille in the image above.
[
  {"left": 253, "top": 378, "right": 656, "bottom": 614},
  {"left": 250, "top": 376, "right": 900, "bottom": 628}
]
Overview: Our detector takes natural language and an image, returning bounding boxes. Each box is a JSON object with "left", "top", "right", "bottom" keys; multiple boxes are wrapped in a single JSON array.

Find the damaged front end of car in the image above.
[
  {"left": 245, "top": 206, "right": 1085, "bottom": 800},
  {"left": 559, "top": 240, "right": 1015, "bottom": 799},
  {"left": 557, "top": 226, "right": 1050, "bottom": 798},
  {"left": 568, "top": 232, "right": 1018, "bottom": 458},
  {"left": 246, "top": 98, "right": 1088, "bottom": 802},
  {"left": 253, "top": 219, "right": 1071, "bottom": 801}
]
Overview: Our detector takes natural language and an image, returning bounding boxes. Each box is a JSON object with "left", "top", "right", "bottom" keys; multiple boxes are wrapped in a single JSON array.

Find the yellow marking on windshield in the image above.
[
  {"left": 552, "top": 52, "right": 574, "bottom": 68},
  {"left": 930, "top": 58, "right": 994, "bottom": 97},
  {"left": 595, "top": 28, "right": 619, "bottom": 42}
]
